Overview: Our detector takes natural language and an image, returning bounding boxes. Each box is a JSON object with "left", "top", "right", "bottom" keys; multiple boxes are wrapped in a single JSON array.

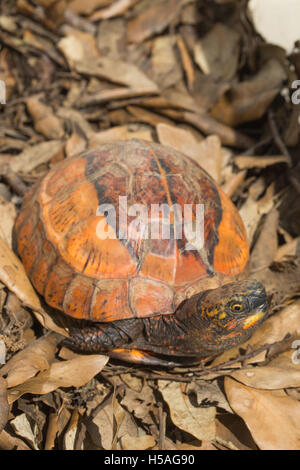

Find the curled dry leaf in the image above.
[
  {"left": 0, "top": 376, "right": 9, "bottom": 434},
  {"left": 211, "top": 59, "right": 287, "bottom": 126},
  {"left": 26, "top": 97, "right": 64, "bottom": 140},
  {"left": 230, "top": 350, "right": 300, "bottom": 390},
  {"left": 0, "top": 332, "right": 60, "bottom": 389},
  {"left": 224, "top": 377, "right": 300, "bottom": 450},
  {"left": 8, "top": 354, "right": 108, "bottom": 403},
  {"left": 158, "top": 380, "right": 216, "bottom": 442},
  {"left": 0, "top": 237, "right": 67, "bottom": 337}
]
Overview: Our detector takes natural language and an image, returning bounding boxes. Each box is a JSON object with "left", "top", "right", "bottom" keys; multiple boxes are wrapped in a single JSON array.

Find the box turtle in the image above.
[{"left": 14, "top": 139, "right": 268, "bottom": 366}]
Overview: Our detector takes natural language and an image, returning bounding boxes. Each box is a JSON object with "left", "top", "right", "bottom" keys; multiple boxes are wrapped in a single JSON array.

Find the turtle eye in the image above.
[{"left": 230, "top": 302, "right": 243, "bottom": 313}]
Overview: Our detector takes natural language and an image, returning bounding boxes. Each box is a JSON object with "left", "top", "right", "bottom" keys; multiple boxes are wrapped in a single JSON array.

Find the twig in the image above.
[
  {"left": 268, "top": 110, "right": 292, "bottom": 167},
  {"left": 3, "top": 170, "right": 28, "bottom": 196},
  {"left": 158, "top": 403, "right": 166, "bottom": 450},
  {"left": 268, "top": 110, "right": 300, "bottom": 195}
]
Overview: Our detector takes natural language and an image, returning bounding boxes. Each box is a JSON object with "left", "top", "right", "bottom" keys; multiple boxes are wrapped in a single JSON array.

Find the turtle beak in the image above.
[
  {"left": 242, "top": 281, "right": 268, "bottom": 330},
  {"left": 242, "top": 305, "right": 267, "bottom": 330}
]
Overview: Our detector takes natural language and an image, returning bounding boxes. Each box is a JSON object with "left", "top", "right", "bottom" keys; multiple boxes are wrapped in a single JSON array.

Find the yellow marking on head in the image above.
[
  {"left": 207, "top": 307, "right": 219, "bottom": 317},
  {"left": 219, "top": 313, "right": 226, "bottom": 320},
  {"left": 243, "top": 311, "right": 264, "bottom": 330}
]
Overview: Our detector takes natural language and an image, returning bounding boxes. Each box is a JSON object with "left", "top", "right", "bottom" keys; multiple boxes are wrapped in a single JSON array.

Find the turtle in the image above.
[{"left": 13, "top": 139, "right": 268, "bottom": 366}]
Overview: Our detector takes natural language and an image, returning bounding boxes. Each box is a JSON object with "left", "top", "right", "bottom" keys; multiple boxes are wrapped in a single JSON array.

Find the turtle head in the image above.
[{"left": 188, "top": 279, "right": 268, "bottom": 356}]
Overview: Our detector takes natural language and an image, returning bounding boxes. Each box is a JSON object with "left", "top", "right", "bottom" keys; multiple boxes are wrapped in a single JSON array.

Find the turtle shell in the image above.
[{"left": 14, "top": 139, "right": 249, "bottom": 322}]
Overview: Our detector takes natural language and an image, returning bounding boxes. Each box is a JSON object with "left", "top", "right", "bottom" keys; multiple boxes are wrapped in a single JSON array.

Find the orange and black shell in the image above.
[{"left": 14, "top": 139, "right": 249, "bottom": 323}]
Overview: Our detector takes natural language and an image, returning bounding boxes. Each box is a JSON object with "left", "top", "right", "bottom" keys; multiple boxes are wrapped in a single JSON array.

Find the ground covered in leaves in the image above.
[{"left": 0, "top": 0, "right": 300, "bottom": 451}]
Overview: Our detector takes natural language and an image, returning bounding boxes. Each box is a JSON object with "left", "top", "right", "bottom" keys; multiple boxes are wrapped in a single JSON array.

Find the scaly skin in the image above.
[{"left": 63, "top": 279, "right": 268, "bottom": 364}]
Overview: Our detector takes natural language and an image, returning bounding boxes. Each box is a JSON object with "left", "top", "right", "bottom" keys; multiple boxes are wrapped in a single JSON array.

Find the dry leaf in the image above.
[
  {"left": 183, "top": 112, "right": 253, "bottom": 149},
  {"left": 8, "top": 354, "right": 108, "bottom": 403},
  {"left": 221, "top": 170, "right": 247, "bottom": 198},
  {"left": 274, "top": 238, "right": 300, "bottom": 261},
  {"left": 120, "top": 383, "right": 156, "bottom": 427},
  {"left": 68, "top": 0, "right": 111, "bottom": 15},
  {"left": 0, "top": 341, "right": 5, "bottom": 365},
  {"left": 90, "top": 0, "right": 138, "bottom": 20},
  {"left": 0, "top": 237, "right": 67, "bottom": 336},
  {"left": 121, "top": 434, "right": 155, "bottom": 450},
  {"left": 234, "top": 155, "right": 290, "bottom": 169},
  {"left": 10, "top": 413, "right": 39, "bottom": 449},
  {"left": 9, "top": 141, "right": 64, "bottom": 173},
  {"left": 225, "top": 377, "right": 300, "bottom": 450},
  {"left": 157, "top": 123, "right": 221, "bottom": 182},
  {"left": 0, "top": 48, "right": 16, "bottom": 100},
  {"left": 158, "top": 380, "right": 216, "bottom": 441},
  {"left": 57, "top": 108, "right": 95, "bottom": 139},
  {"left": 75, "top": 57, "right": 158, "bottom": 94},
  {"left": 0, "top": 196, "right": 16, "bottom": 248},
  {"left": 0, "top": 333, "right": 59, "bottom": 388},
  {"left": 0, "top": 429, "right": 31, "bottom": 450},
  {"left": 211, "top": 59, "right": 287, "bottom": 126},
  {"left": 0, "top": 236, "right": 42, "bottom": 312},
  {"left": 58, "top": 28, "right": 99, "bottom": 69},
  {"left": 239, "top": 183, "right": 275, "bottom": 244},
  {"left": 127, "top": 0, "right": 181, "bottom": 43},
  {"left": 88, "top": 125, "right": 153, "bottom": 148},
  {"left": 127, "top": 106, "right": 173, "bottom": 126},
  {"left": 26, "top": 97, "right": 64, "bottom": 140},
  {"left": 0, "top": 376, "right": 9, "bottom": 434},
  {"left": 177, "top": 35, "right": 195, "bottom": 92},
  {"left": 230, "top": 350, "right": 300, "bottom": 390},
  {"left": 151, "top": 35, "right": 182, "bottom": 90},
  {"left": 63, "top": 409, "right": 80, "bottom": 450},
  {"left": 194, "top": 23, "right": 240, "bottom": 80},
  {"left": 250, "top": 207, "right": 279, "bottom": 271}
]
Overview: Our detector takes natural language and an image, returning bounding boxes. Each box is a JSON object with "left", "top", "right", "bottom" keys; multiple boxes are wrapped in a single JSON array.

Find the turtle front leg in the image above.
[{"left": 63, "top": 318, "right": 143, "bottom": 354}]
